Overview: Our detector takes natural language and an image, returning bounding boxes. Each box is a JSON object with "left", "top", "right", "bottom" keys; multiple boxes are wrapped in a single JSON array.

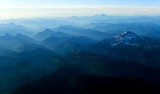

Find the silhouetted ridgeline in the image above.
[{"left": 12, "top": 67, "right": 160, "bottom": 94}]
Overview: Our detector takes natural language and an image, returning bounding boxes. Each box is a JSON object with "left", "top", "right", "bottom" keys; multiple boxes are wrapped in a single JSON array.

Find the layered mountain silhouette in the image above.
[
  {"left": 0, "top": 23, "right": 32, "bottom": 36},
  {"left": 34, "top": 28, "right": 73, "bottom": 41},
  {"left": 0, "top": 33, "right": 39, "bottom": 51},
  {"left": 0, "top": 20, "right": 159, "bottom": 94},
  {"left": 52, "top": 25, "right": 113, "bottom": 40}
]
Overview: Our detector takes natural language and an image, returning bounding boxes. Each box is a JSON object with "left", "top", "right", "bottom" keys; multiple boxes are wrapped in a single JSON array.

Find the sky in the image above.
[
  {"left": 0, "top": 0, "right": 160, "bottom": 19},
  {"left": 1, "top": 0, "right": 160, "bottom": 6}
]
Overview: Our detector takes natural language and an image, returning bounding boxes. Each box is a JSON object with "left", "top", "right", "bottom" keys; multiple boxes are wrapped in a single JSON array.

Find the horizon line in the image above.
[
  {"left": 0, "top": 5, "right": 160, "bottom": 8},
  {"left": 0, "top": 14, "right": 160, "bottom": 20}
]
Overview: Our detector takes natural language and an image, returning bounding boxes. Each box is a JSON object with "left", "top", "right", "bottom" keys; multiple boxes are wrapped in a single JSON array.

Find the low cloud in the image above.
[{"left": 0, "top": 5, "right": 160, "bottom": 19}]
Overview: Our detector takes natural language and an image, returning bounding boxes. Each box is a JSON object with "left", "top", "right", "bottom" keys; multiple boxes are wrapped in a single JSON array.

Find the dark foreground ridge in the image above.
[{"left": 12, "top": 67, "right": 160, "bottom": 94}]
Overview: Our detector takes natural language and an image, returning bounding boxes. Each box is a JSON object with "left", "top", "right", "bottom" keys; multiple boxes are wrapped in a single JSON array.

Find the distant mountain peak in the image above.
[
  {"left": 94, "top": 13, "right": 107, "bottom": 17},
  {"left": 122, "top": 31, "right": 137, "bottom": 35},
  {"left": 41, "top": 28, "right": 55, "bottom": 34},
  {"left": 44, "top": 28, "right": 52, "bottom": 32},
  {"left": 114, "top": 31, "right": 144, "bottom": 46},
  {"left": 115, "top": 31, "right": 139, "bottom": 39}
]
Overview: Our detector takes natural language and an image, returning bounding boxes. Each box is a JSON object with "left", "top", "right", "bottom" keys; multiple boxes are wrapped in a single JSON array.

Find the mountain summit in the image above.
[
  {"left": 114, "top": 31, "right": 144, "bottom": 45},
  {"left": 115, "top": 31, "right": 140, "bottom": 39}
]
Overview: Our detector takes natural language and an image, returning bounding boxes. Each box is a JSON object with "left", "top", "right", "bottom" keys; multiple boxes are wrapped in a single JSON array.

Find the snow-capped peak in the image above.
[
  {"left": 115, "top": 31, "right": 139, "bottom": 39},
  {"left": 114, "top": 31, "right": 144, "bottom": 46}
]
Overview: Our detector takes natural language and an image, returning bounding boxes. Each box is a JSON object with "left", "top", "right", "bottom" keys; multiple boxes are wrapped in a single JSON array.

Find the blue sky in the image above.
[
  {"left": 1, "top": 0, "right": 160, "bottom": 6},
  {"left": 0, "top": 0, "right": 160, "bottom": 18}
]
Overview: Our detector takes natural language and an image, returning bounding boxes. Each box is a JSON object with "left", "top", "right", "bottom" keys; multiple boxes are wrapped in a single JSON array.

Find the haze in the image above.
[{"left": 0, "top": 0, "right": 160, "bottom": 19}]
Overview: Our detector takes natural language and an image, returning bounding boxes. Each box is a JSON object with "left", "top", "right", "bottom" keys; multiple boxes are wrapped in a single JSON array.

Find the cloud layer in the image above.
[{"left": 0, "top": 6, "right": 160, "bottom": 19}]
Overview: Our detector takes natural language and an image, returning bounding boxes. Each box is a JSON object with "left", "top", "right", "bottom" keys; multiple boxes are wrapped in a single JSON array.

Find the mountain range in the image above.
[{"left": 0, "top": 17, "right": 160, "bottom": 94}]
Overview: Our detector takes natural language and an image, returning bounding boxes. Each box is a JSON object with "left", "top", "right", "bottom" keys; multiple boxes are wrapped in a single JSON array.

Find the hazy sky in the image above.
[
  {"left": 1, "top": 0, "right": 160, "bottom": 6},
  {"left": 0, "top": 0, "right": 160, "bottom": 18}
]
